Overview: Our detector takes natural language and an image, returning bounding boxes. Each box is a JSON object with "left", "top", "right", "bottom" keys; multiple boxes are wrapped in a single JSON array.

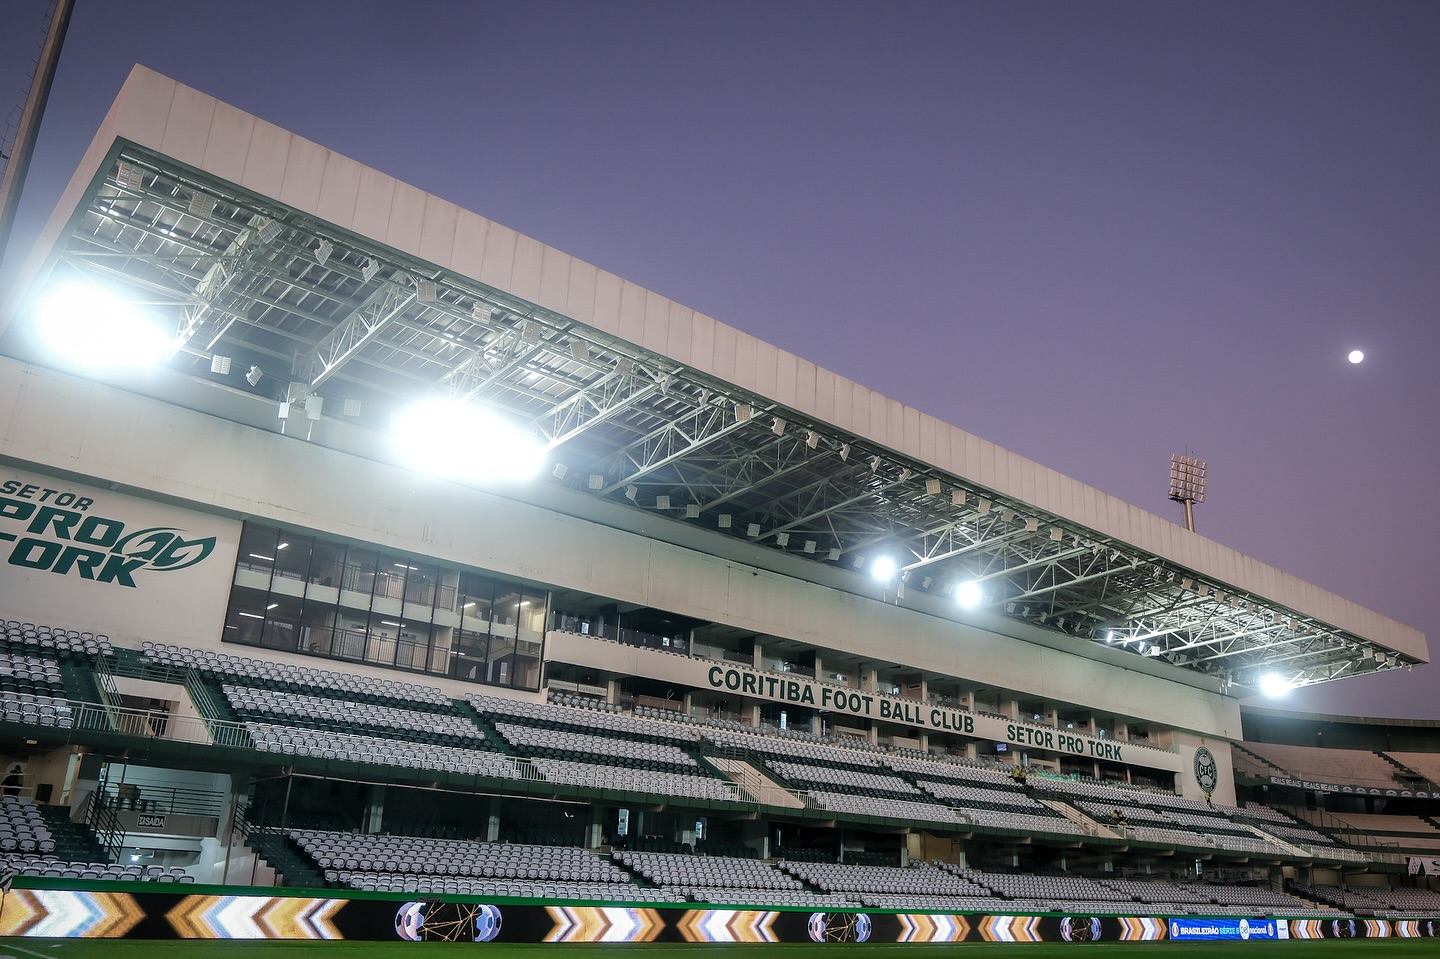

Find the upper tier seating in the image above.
[
  {"left": 1382, "top": 751, "right": 1440, "bottom": 787},
  {"left": 1242, "top": 743, "right": 1405, "bottom": 790},
  {"left": 493, "top": 721, "right": 701, "bottom": 771},
  {"left": 224, "top": 684, "right": 483, "bottom": 744},
  {"left": 2, "top": 619, "right": 114, "bottom": 659},
  {"left": 143, "top": 643, "right": 451, "bottom": 707},
  {"left": 247, "top": 722, "right": 520, "bottom": 779}
]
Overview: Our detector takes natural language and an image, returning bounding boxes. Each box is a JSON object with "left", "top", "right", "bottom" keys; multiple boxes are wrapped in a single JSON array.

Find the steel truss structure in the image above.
[{"left": 23, "top": 145, "right": 1421, "bottom": 693}]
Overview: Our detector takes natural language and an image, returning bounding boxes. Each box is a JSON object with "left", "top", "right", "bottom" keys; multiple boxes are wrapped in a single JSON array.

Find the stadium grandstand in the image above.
[{"left": 0, "top": 67, "right": 1436, "bottom": 941}]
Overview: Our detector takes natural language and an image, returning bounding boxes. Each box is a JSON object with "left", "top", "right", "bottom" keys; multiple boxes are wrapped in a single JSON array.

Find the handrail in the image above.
[
  {"left": 85, "top": 778, "right": 124, "bottom": 863},
  {"left": 102, "top": 779, "right": 229, "bottom": 818}
]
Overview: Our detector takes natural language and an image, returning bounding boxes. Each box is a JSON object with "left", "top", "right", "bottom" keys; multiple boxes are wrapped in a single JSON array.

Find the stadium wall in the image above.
[{"left": 0, "top": 354, "right": 1243, "bottom": 780}]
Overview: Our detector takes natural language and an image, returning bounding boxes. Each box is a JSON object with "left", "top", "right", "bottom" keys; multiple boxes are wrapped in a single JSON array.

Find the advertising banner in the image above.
[
  {"left": 0, "top": 468, "right": 239, "bottom": 646},
  {"left": 4, "top": 885, "right": 1436, "bottom": 943},
  {"left": 1167, "top": 918, "right": 1287, "bottom": 941}
]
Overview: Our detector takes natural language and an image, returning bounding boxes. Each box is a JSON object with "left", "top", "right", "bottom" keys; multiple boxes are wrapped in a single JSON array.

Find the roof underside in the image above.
[{"left": 12, "top": 143, "right": 1424, "bottom": 695}]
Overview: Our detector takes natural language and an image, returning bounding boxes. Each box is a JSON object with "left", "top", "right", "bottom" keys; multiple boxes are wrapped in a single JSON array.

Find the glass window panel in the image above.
[
  {"left": 272, "top": 533, "right": 312, "bottom": 584},
  {"left": 375, "top": 555, "right": 410, "bottom": 602},
  {"left": 366, "top": 617, "right": 399, "bottom": 667},
  {"left": 395, "top": 622, "right": 433, "bottom": 673},
  {"left": 341, "top": 547, "right": 378, "bottom": 596},
  {"left": 261, "top": 594, "right": 304, "bottom": 652},
  {"left": 308, "top": 540, "right": 345, "bottom": 589},
  {"left": 428, "top": 626, "right": 454, "bottom": 673},
  {"left": 223, "top": 586, "right": 270, "bottom": 647},
  {"left": 236, "top": 525, "right": 280, "bottom": 577},
  {"left": 452, "top": 627, "right": 488, "bottom": 682}
]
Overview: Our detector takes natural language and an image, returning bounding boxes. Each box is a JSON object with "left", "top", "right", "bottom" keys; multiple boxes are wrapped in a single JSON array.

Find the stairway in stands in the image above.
[
  {"left": 247, "top": 829, "right": 327, "bottom": 889},
  {"left": 57, "top": 660, "right": 106, "bottom": 707},
  {"left": 35, "top": 804, "right": 108, "bottom": 863}
]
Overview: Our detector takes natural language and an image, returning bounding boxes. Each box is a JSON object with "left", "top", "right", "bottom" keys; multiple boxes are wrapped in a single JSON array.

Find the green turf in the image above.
[{"left": 1, "top": 940, "right": 1438, "bottom": 959}]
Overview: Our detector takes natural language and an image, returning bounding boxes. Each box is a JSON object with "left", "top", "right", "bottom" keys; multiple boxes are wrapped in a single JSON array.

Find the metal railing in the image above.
[
  {"left": 102, "top": 779, "right": 229, "bottom": 818},
  {"left": 55, "top": 698, "right": 252, "bottom": 749},
  {"left": 84, "top": 779, "right": 124, "bottom": 863}
]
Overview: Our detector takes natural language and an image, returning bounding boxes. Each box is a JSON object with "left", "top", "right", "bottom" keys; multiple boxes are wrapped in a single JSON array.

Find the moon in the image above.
[{"left": 1347, "top": 349, "right": 1364, "bottom": 364}]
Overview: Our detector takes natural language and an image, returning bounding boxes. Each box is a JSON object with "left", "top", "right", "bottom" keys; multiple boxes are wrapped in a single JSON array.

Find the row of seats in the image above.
[
  {"left": 528, "top": 757, "right": 739, "bottom": 802},
  {"left": 3, "top": 620, "right": 113, "bottom": 659},
  {"left": 782, "top": 861, "right": 991, "bottom": 897},
  {"left": 246, "top": 721, "right": 519, "bottom": 778},
  {"left": 291, "top": 830, "right": 629, "bottom": 882},
  {"left": 615, "top": 850, "right": 803, "bottom": 891},
  {"left": 1, "top": 691, "right": 73, "bottom": 729},
  {"left": 331, "top": 872, "right": 683, "bottom": 901},
  {"left": 0, "top": 795, "right": 56, "bottom": 855},
  {"left": 0, "top": 856, "right": 193, "bottom": 882},
  {"left": 224, "top": 684, "right": 481, "bottom": 743},
  {"left": 494, "top": 721, "right": 700, "bottom": 770},
  {"left": 143, "top": 643, "right": 451, "bottom": 707},
  {"left": 471, "top": 693, "right": 701, "bottom": 745},
  {"left": 767, "top": 759, "right": 922, "bottom": 797}
]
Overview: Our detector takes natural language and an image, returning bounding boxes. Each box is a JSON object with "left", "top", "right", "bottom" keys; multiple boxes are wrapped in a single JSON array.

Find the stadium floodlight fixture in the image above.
[
  {"left": 391, "top": 397, "right": 544, "bottom": 482},
  {"left": 245, "top": 365, "right": 263, "bottom": 386},
  {"left": 869, "top": 555, "right": 898, "bottom": 583},
  {"left": 32, "top": 280, "right": 172, "bottom": 369},
  {"left": 1258, "top": 672, "right": 1293, "bottom": 698},
  {"left": 1169, "top": 453, "right": 1208, "bottom": 532},
  {"left": 955, "top": 580, "right": 983, "bottom": 609}
]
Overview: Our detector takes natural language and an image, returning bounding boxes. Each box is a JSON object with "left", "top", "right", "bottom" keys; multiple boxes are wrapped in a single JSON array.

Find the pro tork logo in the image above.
[{"left": 0, "top": 478, "right": 217, "bottom": 588}]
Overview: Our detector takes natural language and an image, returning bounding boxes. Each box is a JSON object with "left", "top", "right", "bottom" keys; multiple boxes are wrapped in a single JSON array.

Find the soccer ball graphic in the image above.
[
  {"left": 394, "top": 901, "right": 426, "bottom": 942},
  {"left": 474, "top": 903, "right": 503, "bottom": 942},
  {"left": 808, "top": 912, "right": 827, "bottom": 942},
  {"left": 855, "top": 913, "right": 872, "bottom": 942}
]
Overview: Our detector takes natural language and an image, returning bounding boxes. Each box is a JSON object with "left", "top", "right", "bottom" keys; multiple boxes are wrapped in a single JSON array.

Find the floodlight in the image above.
[
  {"left": 870, "top": 556, "right": 898, "bottom": 582},
  {"left": 245, "top": 365, "right": 263, "bottom": 386},
  {"left": 188, "top": 192, "right": 217, "bottom": 218},
  {"left": 955, "top": 580, "right": 984, "bottom": 609},
  {"left": 775, "top": 532, "right": 789, "bottom": 547},
  {"left": 655, "top": 495, "right": 670, "bottom": 510},
  {"left": 1258, "top": 672, "right": 1293, "bottom": 698},
  {"left": 314, "top": 238, "right": 333, "bottom": 266},
  {"left": 343, "top": 398, "right": 363, "bottom": 417},
  {"left": 210, "top": 354, "right": 232, "bottom": 375},
  {"left": 361, "top": 258, "right": 381, "bottom": 283},
  {"left": 772, "top": 416, "right": 786, "bottom": 436},
  {"left": 32, "top": 281, "right": 172, "bottom": 369},
  {"left": 391, "top": 397, "right": 545, "bottom": 482}
]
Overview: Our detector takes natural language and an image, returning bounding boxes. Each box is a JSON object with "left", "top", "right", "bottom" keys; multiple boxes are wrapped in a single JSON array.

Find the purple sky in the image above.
[{"left": 3, "top": 1, "right": 1437, "bottom": 718}]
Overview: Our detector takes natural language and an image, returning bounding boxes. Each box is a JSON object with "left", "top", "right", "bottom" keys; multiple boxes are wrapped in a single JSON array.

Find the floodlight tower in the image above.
[{"left": 1169, "top": 454, "right": 1207, "bottom": 532}]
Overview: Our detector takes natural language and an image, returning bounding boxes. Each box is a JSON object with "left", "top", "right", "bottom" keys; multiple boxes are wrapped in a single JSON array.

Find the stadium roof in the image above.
[{"left": 2, "top": 67, "right": 1426, "bottom": 697}]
